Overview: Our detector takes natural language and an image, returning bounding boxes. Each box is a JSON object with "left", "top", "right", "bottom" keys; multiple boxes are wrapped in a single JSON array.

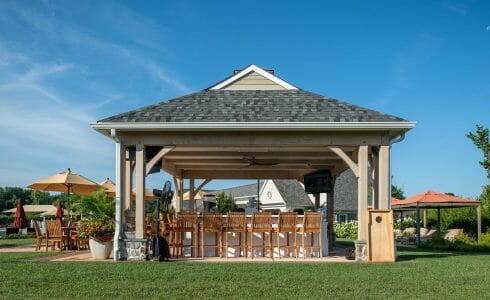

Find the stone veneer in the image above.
[{"left": 120, "top": 238, "right": 148, "bottom": 261}]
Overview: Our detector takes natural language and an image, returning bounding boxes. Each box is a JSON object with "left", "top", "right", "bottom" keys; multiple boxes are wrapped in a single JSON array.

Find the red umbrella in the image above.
[
  {"left": 13, "top": 199, "right": 28, "bottom": 229},
  {"left": 55, "top": 200, "right": 64, "bottom": 221}
]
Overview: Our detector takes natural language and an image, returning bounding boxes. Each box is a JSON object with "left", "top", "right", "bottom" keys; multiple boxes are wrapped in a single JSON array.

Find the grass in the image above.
[
  {"left": 0, "top": 246, "right": 489, "bottom": 299},
  {"left": 0, "top": 238, "right": 36, "bottom": 247}
]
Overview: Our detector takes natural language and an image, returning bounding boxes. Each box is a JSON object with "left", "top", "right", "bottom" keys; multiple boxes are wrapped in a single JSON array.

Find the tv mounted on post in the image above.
[{"left": 304, "top": 170, "right": 333, "bottom": 194}]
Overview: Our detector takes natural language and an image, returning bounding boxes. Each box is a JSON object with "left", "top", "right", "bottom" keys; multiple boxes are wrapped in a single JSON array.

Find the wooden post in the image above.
[
  {"left": 135, "top": 143, "right": 145, "bottom": 239},
  {"left": 314, "top": 193, "right": 320, "bottom": 209},
  {"left": 378, "top": 145, "right": 390, "bottom": 209},
  {"left": 114, "top": 142, "right": 125, "bottom": 261},
  {"left": 423, "top": 209, "right": 427, "bottom": 228},
  {"left": 189, "top": 178, "right": 195, "bottom": 212},
  {"left": 356, "top": 145, "right": 369, "bottom": 261},
  {"left": 326, "top": 183, "right": 335, "bottom": 252},
  {"left": 477, "top": 205, "right": 482, "bottom": 243},
  {"left": 371, "top": 148, "right": 379, "bottom": 209},
  {"left": 174, "top": 176, "right": 182, "bottom": 212},
  {"left": 123, "top": 148, "right": 132, "bottom": 223}
]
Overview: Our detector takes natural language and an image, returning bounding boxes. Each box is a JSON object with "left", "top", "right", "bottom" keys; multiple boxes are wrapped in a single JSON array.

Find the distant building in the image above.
[{"left": 214, "top": 170, "right": 358, "bottom": 222}]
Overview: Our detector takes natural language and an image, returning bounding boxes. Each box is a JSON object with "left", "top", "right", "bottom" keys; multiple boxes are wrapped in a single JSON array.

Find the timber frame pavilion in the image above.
[{"left": 91, "top": 64, "right": 415, "bottom": 261}]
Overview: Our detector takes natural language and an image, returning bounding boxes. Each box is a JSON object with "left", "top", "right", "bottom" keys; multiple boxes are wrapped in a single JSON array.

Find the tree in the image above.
[
  {"left": 391, "top": 183, "right": 405, "bottom": 200},
  {"left": 467, "top": 124, "right": 490, "bottom": 179},
  {"left": 215, "top": 192, "right": 237, "bottom": 214}
]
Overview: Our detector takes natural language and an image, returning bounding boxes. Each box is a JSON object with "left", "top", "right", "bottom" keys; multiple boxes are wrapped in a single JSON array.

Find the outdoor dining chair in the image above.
[
  {"left": 45, "top": 220, "right": 68, "bottom": 251},
  {"left": 200, "top": 212, "right": 223, "bottom": 258},
  {"left": 300, "top": 212, "right": 322, "bottom": 258},
  {"left": 274, "top": 212, "right": 298, "bottom": 258},
  {"left": 249, "top": 212, "right": 273, "bottom": 259},
  {"left": 222, "top": 212, "right": 247, "bottom": 258},
  {"left": 33, "top": 220, "right": 46, "bottom": 251}
]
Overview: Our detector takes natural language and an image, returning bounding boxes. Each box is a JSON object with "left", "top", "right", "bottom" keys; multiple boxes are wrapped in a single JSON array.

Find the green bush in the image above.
[
  {"left": 0, "top": 233, "right": 36, "bottom": 239},
  {"left": 215, "top": 192, "right": 237, "bottom": 214},
  {"left": 480, "top": 233, "right": 490, "bottom": 245},
  {"left": 334, "top": 221, "right": 358, "bottom": 240},
  {"left": 394, "top": 216, "right": 416, "bottom": 229}
]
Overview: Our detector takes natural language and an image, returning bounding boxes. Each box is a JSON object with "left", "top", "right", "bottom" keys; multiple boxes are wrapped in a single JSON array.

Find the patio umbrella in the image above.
[
  {"left": 27, "top": 168, "right": 101, "bottom": 195},
  {"left": 55, "top": 200, "right": 64, "bottom": 221},
  {"left": 99, "top": 178, "right": 116, "bottom": 197},
  {"left": 27, "top": 168, "right": 101, "bottom": 219},
  {"left": 13, "top": 199, "right": 28, "bottom": 229}
]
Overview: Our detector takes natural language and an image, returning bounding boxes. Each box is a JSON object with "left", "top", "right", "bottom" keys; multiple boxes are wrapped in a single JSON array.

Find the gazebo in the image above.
[
  {"left": 91, "top": 64, "right": 415, "bottom": 261},
  {"left": 392, "top": 190, "right": 482, "bottom": 243}
]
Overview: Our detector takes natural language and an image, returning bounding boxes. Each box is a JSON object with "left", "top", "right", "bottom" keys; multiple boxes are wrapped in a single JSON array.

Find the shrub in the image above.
[
  {"left": 334, "top": 221, "right": 358, "bottom": 240},
  {"left": 1, "top": 233, "right": 36, "bottom": 239},
  {"left": 77, "top": 217, "right": 115, "bottom": 242},
  {"left": 216, "top": 192, "right": 237, "bottom": 214},
  {"left": 480, "top": 233, "right": 490, "bottom": 245},
  {"left": 394, "top": 216, "right": 416, "bottom": 229},
  {"left": 454, "top": 232, "right": 473, "bottom": 245}
]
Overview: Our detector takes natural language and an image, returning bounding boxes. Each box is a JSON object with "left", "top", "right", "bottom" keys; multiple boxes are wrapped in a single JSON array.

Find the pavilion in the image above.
[{"left": 91, "top": 64, "right": 416, "bottom": 261}]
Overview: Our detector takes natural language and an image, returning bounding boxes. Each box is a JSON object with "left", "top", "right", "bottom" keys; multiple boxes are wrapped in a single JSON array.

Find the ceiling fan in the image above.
[{"left": 243, "top": 156, "right": 280, "bottom": 167}]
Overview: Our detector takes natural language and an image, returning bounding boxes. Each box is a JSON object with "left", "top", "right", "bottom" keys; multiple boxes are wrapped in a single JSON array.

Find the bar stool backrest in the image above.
[
  {"left": 177, "top": 212, "right": 198, "bottom": 231},
  {"left": 278, "top": 212, "right": 298, "bottom": 232},
  {"left": 203, "top": 213, "right": 222, "bottom": 232},
  {"left": 251, "top": 212, "right": 272, "bottom": 231},
  {"left": 226, "top": 212, "right": 246, "bottom": 231},
  {"left": 45, "top": 220, "right": 62, "bottom": 238},
  {"left": 302, "top": 212, "right": 322, "bottom": 232}
]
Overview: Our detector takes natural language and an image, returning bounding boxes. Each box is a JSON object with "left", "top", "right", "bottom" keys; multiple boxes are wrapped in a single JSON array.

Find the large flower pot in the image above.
[{"left": 89, "top": 238, "right": 113, "bottom": 259}]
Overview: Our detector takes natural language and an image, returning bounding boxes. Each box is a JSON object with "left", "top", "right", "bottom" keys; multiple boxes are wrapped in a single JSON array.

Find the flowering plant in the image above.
[{"left": 77, "top": 217, "right": 115, "bottom": 242}]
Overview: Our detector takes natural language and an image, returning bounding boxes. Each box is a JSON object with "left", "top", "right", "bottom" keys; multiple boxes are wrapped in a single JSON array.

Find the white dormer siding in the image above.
[
  {"left": 260, "top": 180, "right": 287, "bottom": 211},
  {"left": 222, "top": 71, "right": 286, "bottom": 90},
  {"left": 209, "top": 64, "right": 298, "bottom": 90}
]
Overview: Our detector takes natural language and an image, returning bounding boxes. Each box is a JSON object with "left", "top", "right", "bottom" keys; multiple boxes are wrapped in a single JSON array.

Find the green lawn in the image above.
[
  {"left": 0, "top": 238, "right": 36, "bottom": 247},
  {"left": 0, "top": 245, "right": 489, "bottom": 299}
]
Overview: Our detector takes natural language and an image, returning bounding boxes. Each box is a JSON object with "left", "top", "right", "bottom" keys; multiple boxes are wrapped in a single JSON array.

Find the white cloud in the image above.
[{"left": 486, "top": 25, "right": 490, "bottom": 31}]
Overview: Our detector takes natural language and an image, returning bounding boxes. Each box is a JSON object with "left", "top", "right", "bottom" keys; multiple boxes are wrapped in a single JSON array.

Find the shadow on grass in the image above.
[{"left": 397, "top": 246, "right": 490, "bottom": 262}]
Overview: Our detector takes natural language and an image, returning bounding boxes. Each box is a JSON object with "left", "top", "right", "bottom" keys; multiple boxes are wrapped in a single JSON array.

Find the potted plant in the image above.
[{"left": 77, "top": 216, "right": 115, "bottom": 259}]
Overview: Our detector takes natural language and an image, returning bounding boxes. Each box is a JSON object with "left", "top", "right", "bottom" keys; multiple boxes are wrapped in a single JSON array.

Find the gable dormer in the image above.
[{"left": 209, "top": 64, "right": 298, "bottom": 90}]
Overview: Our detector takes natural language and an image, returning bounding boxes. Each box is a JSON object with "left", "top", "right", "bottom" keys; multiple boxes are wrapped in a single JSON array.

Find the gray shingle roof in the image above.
[
  {"left": 333, "top": 170, "right": 358, "bottom": 212},
  {"left": 98, "top": 90, "right": 406, "bottom": 123},
  {"left": 216, "top": 183, "right": 262, "bottom": 199},
  {"left": 272, "top": 180, "right": 313, "bottom": 208}
]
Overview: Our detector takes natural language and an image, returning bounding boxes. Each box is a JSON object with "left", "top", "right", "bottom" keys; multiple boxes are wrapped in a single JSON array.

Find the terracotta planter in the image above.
[{"left": 89, "top": 238, "right": 113, "bottom": 259}]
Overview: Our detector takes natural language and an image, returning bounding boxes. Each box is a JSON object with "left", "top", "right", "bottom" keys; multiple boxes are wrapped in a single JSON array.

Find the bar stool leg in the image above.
[
  {"left": 302, "top": 232, "right": 306, "bottom": 259},
  {"left": 244, "top": 230, "right": 248, "bottom": 258},
  {"left": 269, "top": 231, "right": 273, "bottom": 259},
  {"left": 250, "top": 230, "right": 254, "bottom": 259},
  {"left": 277, "top": 231, "right": 281, "bottom": 259},
  {"left": 261, "top": 232, "right": 265, "bottom": 258}
]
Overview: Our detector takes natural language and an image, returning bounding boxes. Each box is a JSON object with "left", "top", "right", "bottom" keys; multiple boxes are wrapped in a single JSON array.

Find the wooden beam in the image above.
[
  {"left": 378, "top": 145, "right": 390, "bottom": 209},
  {"left": 135, "top": 144, "right": 145, "bottom": 239},
  {"left": 118, "top": 132, "right": 387, "bottom": 146},
  {"left": 182, "top": 170, "right": 309, "bottom": 180},
  {"left": 329, "top": 146, "right": 359, "bottom": 177},
  {"left": 193, "top": 179, "right": 211, "bottom": 197},
  {"left": 357, "top": 145, "right": 368, "bottom": 243},
  {"left": 145, "top": 146, "right": 174, "bottom": 175},
  {"left": 189, "top": 179, "right": 195, "bottom": 212}
]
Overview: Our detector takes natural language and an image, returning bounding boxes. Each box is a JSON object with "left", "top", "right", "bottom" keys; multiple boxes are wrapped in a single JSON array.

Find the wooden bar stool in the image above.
[
  {"left": 249, "top": 212, "right": 273, "bottom": 259},
  {"left": 166, "top": 214, "right": 178, "bottom": 257},
  {"left": 174, "top": 212, "right": 199, "bottom": 258},
  {"left": 300, "top": 212, "right": 322, "bottom": 258},
  {"left": 274, "top": 212, "right": 298, "bottom": 258},
  {"left": 222, "top": 212, "right": 247, "bottom": 258},
  {"left": 200, "top": 213, "right": 223, "bottom": 258}
]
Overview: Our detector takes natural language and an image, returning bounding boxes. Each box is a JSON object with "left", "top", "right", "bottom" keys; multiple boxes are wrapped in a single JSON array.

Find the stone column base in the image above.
[
  {"left": 120, "top": 238, "right": 148, "bottom": 261},
  {"left": 354, "top": 240, "right": 368, "bottom": 262}
]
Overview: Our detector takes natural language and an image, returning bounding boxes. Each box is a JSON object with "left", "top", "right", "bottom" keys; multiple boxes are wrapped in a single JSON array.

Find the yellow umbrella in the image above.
[
  {"left": 131, "top": 187, "right": 159, "bottom": 201},
  {"left": 99, "top": 178, "right": 116, "bottom": 196},
  {"left": 27, "top": 168, "right": 101, "bottom": 195}
]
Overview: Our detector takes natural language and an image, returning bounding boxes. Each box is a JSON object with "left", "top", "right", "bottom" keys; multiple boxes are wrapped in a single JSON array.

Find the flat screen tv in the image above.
[{"left": 304, "top": 170, "right": 332, "bottom": 194}]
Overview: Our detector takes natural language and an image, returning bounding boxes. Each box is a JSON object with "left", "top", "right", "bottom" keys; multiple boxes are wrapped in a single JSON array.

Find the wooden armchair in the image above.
[
  {"left": 223, "top": 212, "right": 247, "bottom": 258},
  {"left": 45, "top": 220, "right": 68, "bottom": 251},
  {"left": 300, "top": 212, "right": 322, "bottom": 258},
  {"left": 249, "top": 212, "right": 273, "bottom": 259},
  {"left": 33, "top": 220, "right": 46, "bottom": 251},
  {"left": 274, "top": 212, "right": 298, "bottom": 258}
]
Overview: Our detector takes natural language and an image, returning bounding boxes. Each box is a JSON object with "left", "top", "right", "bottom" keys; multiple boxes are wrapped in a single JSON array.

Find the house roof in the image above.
[
  {"left": 98, "top": 89, "right": 407, "bottom": 124},
  {"left": 216, "top": 183, "right": 263, "bottom": 200},
  {"left": 272, "top": 180, "right": 313, "bottom": 208}
]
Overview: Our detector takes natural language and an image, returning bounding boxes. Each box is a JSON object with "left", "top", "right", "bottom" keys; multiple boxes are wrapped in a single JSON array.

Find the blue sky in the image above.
[{"left": 0, "top": 0, "right": 489, "bottom": 198}]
